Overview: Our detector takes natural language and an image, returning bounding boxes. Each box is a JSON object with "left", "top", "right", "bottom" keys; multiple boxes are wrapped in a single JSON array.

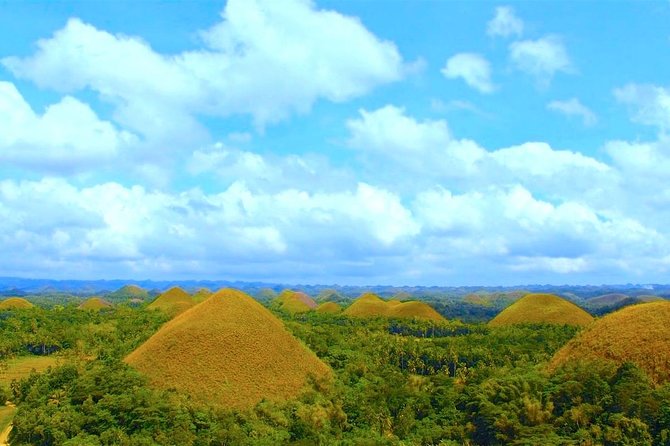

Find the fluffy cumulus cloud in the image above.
[
  {"left": 0, "top": 82, "right": 136, "bottom": 172},
  {"left": 509, "top": 36, "right": 572, "bottom": 85},
  {"left": 3, "top": 0, "right": 405, "bottom": 134},
  {"left": 487, "top": 6, "right": 524, "bottom": 38},
  {"left": 547, "top": 98, "right": 597, "bottom": 126},
  {"left": 441, "top": 53, "right": 495, "bottom": 93}
]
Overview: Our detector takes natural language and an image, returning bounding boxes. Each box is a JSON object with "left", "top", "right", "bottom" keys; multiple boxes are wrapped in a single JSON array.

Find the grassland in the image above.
[
  {"left": 275, "top": 290, "right": 318, "bottom": 313},
  {"left": 0, "top": 356, "right": 61, "bottom": 387},
  {"left": 488, "top": 293, "right": 593, "bottom": 327},
  {"left": 78, "top": 297, "right": 112, "bottom": 310},
  {"left": 343, "top": 293, "right": 445, "bottom": 322},
  {"left": 0, "top": 298, "right": 33, "bottom": 311},
  {"left": 126, "top": 288, "right": 331, "bottom": 409},
  {"left": 549, "top": 300, "right": 670, "bottom": 383},
  {"left": 316, "top": 302, "right": 341, "bottom": 314},
  {"left": 146, "top": 286, "right": 194, "bottom": 317}
]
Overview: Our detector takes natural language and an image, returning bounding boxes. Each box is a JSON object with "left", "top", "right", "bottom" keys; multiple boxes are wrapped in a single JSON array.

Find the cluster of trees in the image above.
[{"left": 2, "top": 304, "right": 670, "bottom": 445}]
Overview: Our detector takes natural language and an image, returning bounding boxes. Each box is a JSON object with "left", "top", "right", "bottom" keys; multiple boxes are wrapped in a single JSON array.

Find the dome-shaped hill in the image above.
[
  {"left": 316, "top": 302, "right": 341, "bottom": 314},
  {"left": 78, "top": 297, "right": 112, "bottom": 310},
  {"left": 344, "top": 293, "right": 445, "bottom": 322},
  {"left": 192, "top": 287, "right": 212, "bottom": 303},
  {"left": 343, "top": 293, "right": 389, "bottom": 317},
  {"left": 147, "top": 287, "right": 194, "bottom": 317},
  {"left": 391, "top": 291, "right": 413, "bottom": 301},
  {"left": 0, "top": 297, "right": 33, "bottom": 310},
  {"left": 587, "top": 293, "right": 629, "bottom": 307},
  {"left": 275, "top": 290, "right": 318, "bottom": 313},
  {"left": 549, "top": 301, "right": 670, "bottom": 384},
  {"left": 388, "top": 301, "right": 444, "bottom": 322},
  {"left": 316, "top": 288, "right": 344, "bottom": 302},
  {"left": 489, "top": 293, "right": 593, "bottom": 327},
  {"left": 125, "top": 288, "right": 331, "bottom": 409},
  {"left": 108, "top": 284, "right": 149, "bottom": 300}
]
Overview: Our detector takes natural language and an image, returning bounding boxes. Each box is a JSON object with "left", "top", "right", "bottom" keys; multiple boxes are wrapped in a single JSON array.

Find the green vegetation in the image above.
[
  {"left": 1, "top": 287, "right": 670, "bottom": 445},
  {"left": 489, "top": 293, "right": 594, "bottom": 327}
]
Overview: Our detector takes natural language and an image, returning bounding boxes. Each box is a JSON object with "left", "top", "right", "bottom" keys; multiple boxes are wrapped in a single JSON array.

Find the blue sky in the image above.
[{"left": 1, "top": 0, "right": 670, "bottom": 285}]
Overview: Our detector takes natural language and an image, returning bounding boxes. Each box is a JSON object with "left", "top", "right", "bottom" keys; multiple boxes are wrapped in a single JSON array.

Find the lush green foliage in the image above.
[{"left": 2, "top": 299, "right": 670, "bottom": 445}]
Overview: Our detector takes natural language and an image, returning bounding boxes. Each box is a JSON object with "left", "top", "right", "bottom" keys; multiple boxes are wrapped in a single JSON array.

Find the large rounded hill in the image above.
[
  {"left": 344, "top": 293, "right": 444, "bottom": 322},
  {"left": 274, "top": 290, "right": 318, "bottom": 313},
  {"left": 0, "top": 297, "right": 33, "bottom": 310},
  {"left": 78, "top": 297, "right": 112, "bottom": 311},
  {"left": 146, "top": 286, "right": 194, "bottom": 317},
  {"left": 125, "top": 288, "right": 331, "bottom": 409},
  {"left": 489, "top": 293, "right": 593, "bottom": 327},
  {"left": 549, "top": 301, "right": 670, "bottom": 383}
]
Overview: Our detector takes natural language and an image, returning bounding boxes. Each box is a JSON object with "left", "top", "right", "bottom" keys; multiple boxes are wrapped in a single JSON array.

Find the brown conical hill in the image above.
[
  {"left": 192, "top": 287, "right": 212, "bottom": 303},
  {"left": 78, "top": 297, "right": 112, "bottom": 310},
  {"left": 147, "top": 286, "right": 194, "bottom": 317},
  {"left": 108, "top": 284, "right": 149, "bottom": 300},
  {"left": 0, "top": 297, "right": 33, "bottom": 310},
  {"left": 316, "top": 302, "right": 341, "bottom": 314},
  {"left": 549, "top": 301, "right": 670, "bottom": 383},
  {"left": 125, "top": 288, "right": 331, "bottom": 409},
  {"left": 275, "top": 290, "right": 317, "bottom": 313},
  {"left": 343, "top": 293, "right": 388, "bottom": 317},
  {"left": 489, "top": 293, "right": 593, "bottom": 327},
  {"left": 389, "top": 301, "right": 445, "bottom": 322}
]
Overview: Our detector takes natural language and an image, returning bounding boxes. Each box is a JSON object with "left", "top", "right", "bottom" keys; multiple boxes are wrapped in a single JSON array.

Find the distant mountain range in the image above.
[{"left": 1, "top": 276, "right": 669, "bottom": 300}]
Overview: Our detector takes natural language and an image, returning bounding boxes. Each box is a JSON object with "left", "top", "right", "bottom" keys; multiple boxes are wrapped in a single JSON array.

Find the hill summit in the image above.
[
  {"left": 549, "top": 301, "right": 670, "bottom": 383},
  {"left": 343, "top": 293, "right": 444, "bottom": 322},
  {"left": 488, "top": 293, "right": 593, "bottom": 327},
  {"left": 125, "top": 288, "right": 331, "bottom": 409},
  {"left": 146, "top": 286, "right": 194, "bottom": 317},
  {"left": 0, "top": 297, "right": 33, "bottom": 310},
  {"left": 275, "top": 290, "right": 318, "bottom": 313},
  {"left": 78, "top": 297, "right": 112, "bottom": 310}
]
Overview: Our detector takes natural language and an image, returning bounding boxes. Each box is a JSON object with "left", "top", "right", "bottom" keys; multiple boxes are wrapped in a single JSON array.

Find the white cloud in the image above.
[
  {"left": 3, "top": 0, "right": 406, "bottom": 132},
  {"left": 487, "top": 6, "right": 524, "bottom": 38},
  {"left": 0, "top": 82, "right": 136, "bottom": 172},
  {"left": 614, "top": 83, "right": 670, "bottom": 131},
  {"left": 509, "top": 36, "right": 572, "bottom": 85},
  {"left": 441, "top": 53, "right": 495, "bottom": 93},
  {"left": 547, "top": 98, "right": 597, "bottom": 126}
]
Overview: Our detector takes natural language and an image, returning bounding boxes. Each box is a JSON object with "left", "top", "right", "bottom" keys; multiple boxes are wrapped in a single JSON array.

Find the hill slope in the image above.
[
  {"left": 147, "top": 286, "right": 194, "bottom": 317},
  {"left": 344, "top": 293, "right": 445, "bottom": 322},
  {"left": 107, "top": 284, "right": 149, "bottom": 301},
  {"left": 78, "top": 297, "right": 112, "bottom": 310},
  {"left": 275, "top": 290, "right": 318, "bottom": 313},
  {"left": 316, "top": 302, "right": 341, "bottom": 314},
  {"left": 0, "top": 298, "right": 33, "bottom": 310},
  {"left": 125, "top": 288, "right": 331, "bottom": 409},
  {"left": 549, "top": 301, "right": 670, "bottom": 383},
  {"left": 489, "top": 293, "right": 593, "bottom": 327}
]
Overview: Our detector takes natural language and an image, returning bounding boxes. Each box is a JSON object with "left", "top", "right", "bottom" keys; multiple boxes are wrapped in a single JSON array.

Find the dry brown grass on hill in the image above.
[
  {"left": 0, "top": 298, "right": 33, "bottom": 310},
  {"left": 549, "top": 301, "right": 670, "bottom": 384},
  {"left": 488, "top": 293, "right": 593, "bottom": 327},
  {"left": 192, "top": 288, "right": 213, "bottom": 303},
  {"left": 343, "top": 293, "right": 445, "bottom": 322},
  {"left": 125, "top": 288, "right": 331, "bottom": 409},
  {"left": 78, "top": 297, "right": 112, "bottom": 311},
  {"left": 275, "top": 290, "right": 318, "bottom": 313},
  {"left": 316, "top": 302, "right": 341, "bottom": 314},
  {"left": 146, "top": 286, "right": 194, "bottom": 317}
]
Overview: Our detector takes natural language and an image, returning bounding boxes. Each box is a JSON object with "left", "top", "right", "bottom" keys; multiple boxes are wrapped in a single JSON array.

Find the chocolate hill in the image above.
[
  {"left": 488, "top": 293, "right": 593, "bottom": 327},
  {"left": 343, "top": 293, "right": 445, "bottom": 322},
  {"left": 146, "top": 286, "right": 194, "bottom": 317},
  {"left": 125, "top": 288, "right": 331, "bottom": 409},
  {"left": 316, "top": 302, "right": 341, "bottom": 314},
  {"left": 0, "top": 297, "right": 33, "bottom": 310},
  {"left": 275, "top": 290, "right": 318, "bottom": 313},
  {"left": 549, "top": 301, "right": 670, "bottom": 383},
  {"left": 78, "top": 297, "right": 112, "bottom": 310}
]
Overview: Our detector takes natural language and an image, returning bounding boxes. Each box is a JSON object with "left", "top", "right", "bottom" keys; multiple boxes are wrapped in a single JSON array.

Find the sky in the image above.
[{"left": 1, "top": 0, "right": 670, "bottom": 286}]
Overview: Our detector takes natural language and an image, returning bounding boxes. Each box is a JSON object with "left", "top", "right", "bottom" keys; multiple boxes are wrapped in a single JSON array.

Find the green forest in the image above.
[{"left": 1, "top": 292, "right": 670, "bottom": 446}]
